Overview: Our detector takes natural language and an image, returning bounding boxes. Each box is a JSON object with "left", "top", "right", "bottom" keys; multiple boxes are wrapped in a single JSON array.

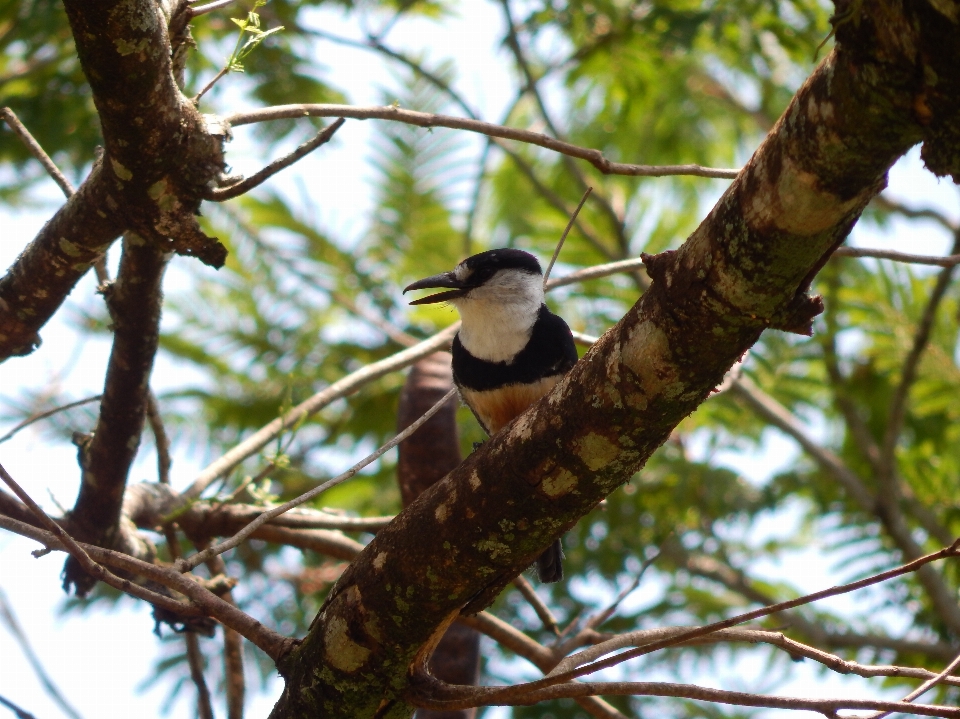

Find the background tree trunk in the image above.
[{"left": 398, "top": 352, "right": 480, "bottom": 719}]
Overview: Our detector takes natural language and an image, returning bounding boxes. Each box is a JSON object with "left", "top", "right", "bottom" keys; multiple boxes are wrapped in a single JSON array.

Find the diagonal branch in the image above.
[
  {"left": 204, "top": 118, "right": 345, "bottom": 201},
  {"left": 878, "top": 229, "right": 960, "bottom": 498},
  {"left": 1, "top": 107, "right": 75, "bottom": 197},
  {"left": 729, "top": 375, "right": 960, "bottom": 635},
  {"left": 177, "top": 388, "right": 458, "bottom": 571},
  {"left": 183, "top": 323, "right": 460, "bottom": 499}
]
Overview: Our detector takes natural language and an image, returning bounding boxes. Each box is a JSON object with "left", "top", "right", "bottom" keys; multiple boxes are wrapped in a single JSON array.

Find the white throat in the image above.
[{"left": 453, "top": 270, "right": 544, "bottom": 363}]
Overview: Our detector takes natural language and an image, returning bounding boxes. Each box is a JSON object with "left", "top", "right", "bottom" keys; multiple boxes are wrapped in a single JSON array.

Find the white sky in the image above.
[{"left": 2, "top": 3, "right": 959, "bottom": 718}]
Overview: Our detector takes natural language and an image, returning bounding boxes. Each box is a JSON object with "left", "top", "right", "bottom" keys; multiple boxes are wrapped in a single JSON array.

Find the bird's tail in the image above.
[{"left": 536, "top": 539, "right": 564, "bottom": 583}]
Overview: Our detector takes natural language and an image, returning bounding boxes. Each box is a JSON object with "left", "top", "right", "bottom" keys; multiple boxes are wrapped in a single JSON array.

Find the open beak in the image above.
[{"left": 403, "top": 271, "right": 467, "bottom": 305}]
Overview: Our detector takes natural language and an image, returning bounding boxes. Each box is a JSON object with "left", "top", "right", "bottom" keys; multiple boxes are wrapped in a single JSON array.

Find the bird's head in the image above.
[{"left": 403, "top": 249, "right": 544, "bottom": 310}]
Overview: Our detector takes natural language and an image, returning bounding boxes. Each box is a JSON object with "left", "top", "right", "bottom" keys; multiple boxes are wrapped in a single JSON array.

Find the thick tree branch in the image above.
[
  {"left": 0, "top": 0, "right": 230, "bottom": 361},
  {"left": 271, "top": 5, "right": 960, "bottom": 713},
  {"left": 65, "top": 237, "right": 168, "bottom": 594}
]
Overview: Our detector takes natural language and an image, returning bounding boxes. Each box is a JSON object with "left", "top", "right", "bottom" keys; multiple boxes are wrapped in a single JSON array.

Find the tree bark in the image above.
[
  {"left": 396, "top": 353, "right": 480, "bottom": 719},
  {"left": 269, "top": 3, "right": 960, "bottom": 717}
]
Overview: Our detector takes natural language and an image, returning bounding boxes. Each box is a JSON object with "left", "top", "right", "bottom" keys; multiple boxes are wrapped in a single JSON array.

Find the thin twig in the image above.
[
  {"left": 833, "top": 247, "right": 960, "bottom": 266},
  {"left": 458, "top": 613, "right": 628, "bottom": 719},
  {"left": 224, "top": 104, "right": 741, "bottom": 179},
  {"left": 545, "top": 258, "right": 645, "bottom": 290},
  {"left": 879, "top": 230, "right": 960, "bottom": 498},
  {"left": 543, "top": 187, "right": 592, "bottom": 287},
  {"left": 205, "top": 118, "right": 345, "bottom": 201},
  {"left": 0, "top": 588, "right": 84, "bottom": 719},
  {"left": 497, "top": 0, "right": 629, "bottom": 253},
  {"left": 145, "top": 391, "right": 172, "bottom": 484},
  {"left": 177, "top": 387, "right": 458, "bottom": 571},
  {"left": 0, "top": 395, "right": 102, "bottom": 445},
  {"left": 202, "top": 548, "right": 244, "bottom": 719},
  {"left": 185, "top": 633, "right": 215, "bottom": 719},
  {"left": 189, "top": 0, "right": 239, "bottom": 17},
  {"left": 0, "top": 464, "right": 205, "bottom": 618},
  {"left": 194, "top": 66, "right": 231, "bottom": 104},
  {"left": 427, "top": 538, "right": 960, "bottom": 703},
  {"left": 860, "top": 648, "right": 960, "bottom": 719},
  {"left": 411, "top": 677, "right": 960, "bottom": 717},
  {"left": 183, "top": 323, "right": 460, "bottom": 500},
  {"left": 163, "top": 526, "right": 214, "bottom": 719},
  {"left": 0, "top": 694, "right": 38, "bottom": 719},
  {"left": 512, "top": 575, "right": 561, "bottom": 635},
  {"left": 0, "top": 107, "right": 75, "bottom": 197},
  {"left": 872, "top": 195, "right": 959, "bottom": 233}
]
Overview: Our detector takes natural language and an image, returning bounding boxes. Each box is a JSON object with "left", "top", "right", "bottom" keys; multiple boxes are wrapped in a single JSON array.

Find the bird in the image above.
[{"left": 404, "top": 248, "right": 578, "bottom": 582}]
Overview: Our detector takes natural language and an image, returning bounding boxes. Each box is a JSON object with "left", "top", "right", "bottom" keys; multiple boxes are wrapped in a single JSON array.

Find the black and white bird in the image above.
[{"left": 404, "top": 248, "right": 578, "bottom": 582}]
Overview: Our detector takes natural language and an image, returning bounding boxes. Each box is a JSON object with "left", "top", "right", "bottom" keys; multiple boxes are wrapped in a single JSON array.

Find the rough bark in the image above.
[
  {"left": 0, "top": 0, "right": 226, "bottom": 362},
  {"left": 65, "top": 237, "right": 168, "bottom": 594},
  {"left": 269, "top": 3, "right": 959, "bottom": 717},
  {"left": 396, "top": 354, "right": 479, "bottom": 719}
]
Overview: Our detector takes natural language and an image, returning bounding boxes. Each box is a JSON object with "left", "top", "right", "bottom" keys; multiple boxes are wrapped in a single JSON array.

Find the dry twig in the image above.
[
  {"left": 224, "top": 104, "right": 741, "bottom": 179},
  {"left": 204, "top": 118, "right": 345, "bottom": 201}
]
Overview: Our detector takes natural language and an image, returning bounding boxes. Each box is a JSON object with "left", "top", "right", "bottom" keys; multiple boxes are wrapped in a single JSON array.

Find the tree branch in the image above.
[
  {"left": 729, "top": 375, "right": 960, "bottom": 635},
  {"left": 65, "top": 236, "right": 168, "bottom": 594},
  {"left": 0, "top": 512, "right": 292, "bottom": 660},
  {"left": 271, "top": 9, "right": 959, "bottom": 709},
  {"left": 0, "top": 107, "right": 75, "bottom": 197},
  {"left": 177, "top": 388, "right": 458, "bottom": 571},
  {"left": 184, "top": 323, "right": 460, "bottom": 499},
  {"left": 204, "top": 118, "right": 345, "bottom": 201},
  {"left": 224, "top": 104, "right": 740, "bottom": 179},
  {"left": 410, "top": 675, "right": 960, "bottom": 717}
]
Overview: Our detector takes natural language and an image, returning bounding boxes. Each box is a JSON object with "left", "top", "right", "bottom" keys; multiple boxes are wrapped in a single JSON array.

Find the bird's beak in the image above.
[{"left": 403, "top": 271, "right": 467, "bottom": 305}]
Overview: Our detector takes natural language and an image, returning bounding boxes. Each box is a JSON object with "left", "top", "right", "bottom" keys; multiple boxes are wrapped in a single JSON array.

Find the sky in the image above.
[{"left": 2, "top": 3, "right": 960, "bottom": 719}]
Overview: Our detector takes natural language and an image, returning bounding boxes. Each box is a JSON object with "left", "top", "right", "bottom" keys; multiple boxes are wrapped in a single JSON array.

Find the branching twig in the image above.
[
  {"left": 879, "top": 230, "right": 960, "bottom": 498},
  {"left": 729, "top": 375, "right": 960, "bottom": 635},
  {"left": 177, "top": 388, "right": 458, "bottom": 571},
  {"left": 0, "top": 395, "right": 102, "bottom": 445},
  {"left": 861, "top": 649, "right": 960, "bottom": 719},
  {"left": 0, "top": 694, "right": 37, "bottom": 719},
  {"left": 0, "top": 463, "right": 201, "bottom": 618},
  {"left": 432, "top": 539, "right": 960, "bottom": 704},
  {"left": 458, "top": 613, "right": 627, "bottom": 719},
  {"left": 0, "top": 511, "right": 292, "bottom": 660},
  {"left": 204, "top": 118, "right": 345, "bottom": 201},
  {"left": 224, "top": 104, "right": 741, "bottom": 179}
]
